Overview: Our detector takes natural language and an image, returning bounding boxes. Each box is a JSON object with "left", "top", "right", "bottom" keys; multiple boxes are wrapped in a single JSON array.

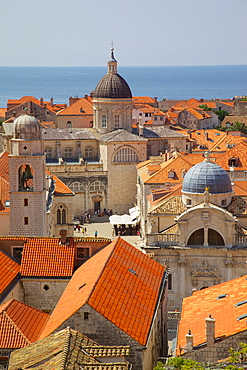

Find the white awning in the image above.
[
  {"left": 109, "top": 214, "right": 136, "bottom": 225},
  {"left": 129, "top": 206, "right": 140, "bottom": 221}
]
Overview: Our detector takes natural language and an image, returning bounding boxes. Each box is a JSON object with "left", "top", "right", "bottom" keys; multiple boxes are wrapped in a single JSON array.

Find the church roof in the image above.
[
  {"left": 94, "top": 73, "right": 132, "bottom": 99},
  {"left": 182, "top": 159, "right": 232, "bottom": 194},
  {"left": 0, "top": 299, "right": 49, "bottom": 348},
  {"left": 39, "top": 237, "right": 166, "bottom": 346},
  {"left": 177, "top": 275, "right": 247, "bottom": 355},
  {"left": 93, "top": 49, "right": 132, "bottom": 99},
  {"left": 42, "top": 128, "right": 96, "bottom": 140},
  {"left": 132, "top": 126, "right": 187, "bottom": 138},
  {"left": 99, "top": 129, "right": 147, "bottom": 142}
]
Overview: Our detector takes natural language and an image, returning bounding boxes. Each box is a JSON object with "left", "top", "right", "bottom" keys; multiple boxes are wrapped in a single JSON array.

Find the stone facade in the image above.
[
  {"left": 182, "top": 321, "right": 247, "bottom": 363},
  {"left": 52, "top": 302, "right": 164, "bottom": 370}
]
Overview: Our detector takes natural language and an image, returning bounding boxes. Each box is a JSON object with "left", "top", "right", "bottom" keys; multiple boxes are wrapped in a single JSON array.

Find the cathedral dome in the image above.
[
  {"left": 93, "top": 73, "right": 132, "bottom": 99},
  {"left": 14, "top": 113, "right": 41, "bottom": 140},
  {"left": 93, "top": 48, "right": 132, "bottom": 99},
  {"left": 182, "top": 159, "right": 232, "bottom": 194}
]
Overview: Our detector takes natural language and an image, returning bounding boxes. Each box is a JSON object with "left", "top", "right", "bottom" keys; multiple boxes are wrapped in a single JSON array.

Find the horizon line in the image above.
[{"left": 0, "top": 63, "right": 247, "bottom": 68}]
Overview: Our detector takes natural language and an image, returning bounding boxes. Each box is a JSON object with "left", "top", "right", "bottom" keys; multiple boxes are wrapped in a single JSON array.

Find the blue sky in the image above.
[{"left": 1, "top": 0, "right": 247, "bottom": 66}]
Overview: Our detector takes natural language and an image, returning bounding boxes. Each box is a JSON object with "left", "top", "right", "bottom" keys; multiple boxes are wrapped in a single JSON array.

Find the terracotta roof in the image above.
[
  {"left": 217, "top": 100, "right": 234, "bottom": 108},
  {"left": 46, "top": 170, "right": 74, "bottom": 195},
  {"left": 132, "top": 96, "right": 156, "bottom": 104},
  {"left": 233, "top": 181, "right": 247, "bottom": 196},
  {"left": 143, "top": 154, "right": 200, "bottom": 184},
  {"left": 172, "top": 98, "right": 216, "bottom": 111},
  {"left": 215, "top": 141, "right": 247, "bottom": 170},
  {"left": 186, "top": 107, "right": 211, "bottom": 120},
  {"left": 0, "top": 299, "right": 49, "bottom": 348},
  {"left": 149, "top": 184, "right": 182, "bottom": 206},
  {"left": 0, "top": 108, "right": 7, "bottom": 117},
  {"left": 7, "top": 96, "right": 66, "bottom": 114},
  {"left": 177, "top": 275, "right": 247, "bottom": 355},
  {"left": 0, "top": 251, "right": 20, "bottom": 294},
  {"left": 20, "top": 238, "right": 75, "bottom": 277},
  {"left": 9, "top": 327, "right": 130, "bottom": 370},
  {"left": 0, "top": 151, "right": 9, "bottom": 182},
  {"left": 57, "top": 96, "right": 93, "bottom": 116},
  {"left": 39, "top": 237, "right": 166, "bottom": 345}
]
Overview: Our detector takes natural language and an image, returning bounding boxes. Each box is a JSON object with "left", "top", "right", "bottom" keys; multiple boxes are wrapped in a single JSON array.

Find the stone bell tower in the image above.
[{"left": 9, "top": 113, "right": 47, "bottom": 236}]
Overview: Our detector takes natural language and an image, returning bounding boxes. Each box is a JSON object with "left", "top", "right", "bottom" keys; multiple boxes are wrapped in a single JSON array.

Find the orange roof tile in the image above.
[
  {"left": 215, "top": 141, "right": 247, "bottom": 170},
  {"left": 233, "top": 181, "right": 247, "bottom": 196},
  {"left": 0, "top": 151, "right": 9, "bottom": 182},
  {"left": 57, "top": 96, "right": 93, "bottom": 116},
  {"left": 46, "top": 170, "right": 74, "bottom": 195},
  {"left": 20, "top": 238, "right": 75, "bottom": 277},
  {"left": 217, "top": 101, "right": 234, "bottom": 108},
  {"left": 177, "top": 275, "right": 247, "bottom": 355},
  {"left": 7, "top": 96, "right": 66, "bottom": 114},
  {"left": 186, "top": 107, "right": 211, "bottom": 120},
  {"left": 39, "top": 237, "right": 166, "bottom": 345},
  {"left": 0, "top": 299, "right": 49, "bottom": 348},
  {"left": 0, "top": 108, "right": 7, "bottom": 117},
  {"left": 132, "top": 96, "right": 156, "bottom": 104},
  {"left": 0, "top": 251, "right": 20, "bottom": 294}
]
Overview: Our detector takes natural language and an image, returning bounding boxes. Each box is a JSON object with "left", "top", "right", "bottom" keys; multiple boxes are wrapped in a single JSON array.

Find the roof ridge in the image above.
[{"left": 60, "top": 327, "right": 71, "bottom": 370}]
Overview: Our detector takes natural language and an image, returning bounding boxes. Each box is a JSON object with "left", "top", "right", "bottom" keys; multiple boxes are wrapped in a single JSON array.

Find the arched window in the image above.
[
  {"left": 187, "top": 228, "right": 224, "bottom": 246},
  {"left": 57, "top": 205, "right": 67, "bottom": 224},
  {"left": 85, "top": 146, "right": 93, "bottom": 157},
  {"left": 69, "top": 181, "right": 85, "bottom": 192},
  {"left": 45, "top": 147, "right": 52, "bottom": 158},
  {"left": 64, "top": 147, "right": 73, "bottom": 158},
  {"left": 67, "top": 121, "right": 72, "bottom": 128},
  {"left": 19, "top": 164, "right": 34, "bottom": 191},
  {"left": 114, "top": 147, "right": 138, "bottom": 163},
  {"left": 89, "top": 181, "right": 105, "bottom": 192}
]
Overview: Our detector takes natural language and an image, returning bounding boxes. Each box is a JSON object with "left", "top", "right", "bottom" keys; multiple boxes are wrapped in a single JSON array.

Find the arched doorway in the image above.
[{"left": 187, "top": 228, "right": 224, "bottom": 246}]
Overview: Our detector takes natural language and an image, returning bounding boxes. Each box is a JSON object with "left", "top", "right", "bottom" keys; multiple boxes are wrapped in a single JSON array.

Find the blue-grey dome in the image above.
[{"left": 182, "top": 160, "right": 232, "bottom": 194}]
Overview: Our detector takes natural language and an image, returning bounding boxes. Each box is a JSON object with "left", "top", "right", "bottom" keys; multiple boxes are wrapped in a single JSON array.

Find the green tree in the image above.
[
  {"left": 199, "top": 104, "right": 212, "bottom": 111},
  {"left": 228, "top": 342, "right": 247, "bottom": 365},
  {"left": 154, "top": 357, "right": 205, "bottom": 370},
  {"left": 215, "top": 110, "right": 229, "bottom": 122}
]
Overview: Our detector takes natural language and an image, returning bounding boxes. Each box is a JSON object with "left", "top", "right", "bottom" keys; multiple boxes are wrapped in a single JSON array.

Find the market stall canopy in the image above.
[{"left": 109, "top": 214, "right": 136, "bottom": 225}]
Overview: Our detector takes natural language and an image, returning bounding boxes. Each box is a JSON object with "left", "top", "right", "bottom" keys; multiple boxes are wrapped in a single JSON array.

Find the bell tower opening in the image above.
[{"left": 19, "top": 164, "right": 34, "bottom": 191}]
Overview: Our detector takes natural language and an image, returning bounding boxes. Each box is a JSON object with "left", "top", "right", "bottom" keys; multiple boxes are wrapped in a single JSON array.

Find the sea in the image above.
[{"left": 0, "top": 65, "right": 247, "bottom": 108}]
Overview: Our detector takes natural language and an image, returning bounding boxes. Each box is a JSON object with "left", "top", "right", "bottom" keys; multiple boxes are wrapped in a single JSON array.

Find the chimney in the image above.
[
  {"left": 185, "top": 330, "right": 194, "bottom": 352},
  {"left": 40, "top": 97, "right": 44, "bottom": 106},
  {"left": 84, "top": 94, "right": 88, "bottom": 99},
  {"left": 60, "top": 229, "right": 68, "bottom": 245},
  {"left": 200, "top": 98, "right": 204, "bottom": 102},
  {"left": 205, "top": 315, "right": 216, "bottom": 347},
  {"left": 50, "top": 97, "right": 53, "bottom": 106},
  {"left": 204, "top": 131, "right": 208, "bottom": 140}
]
